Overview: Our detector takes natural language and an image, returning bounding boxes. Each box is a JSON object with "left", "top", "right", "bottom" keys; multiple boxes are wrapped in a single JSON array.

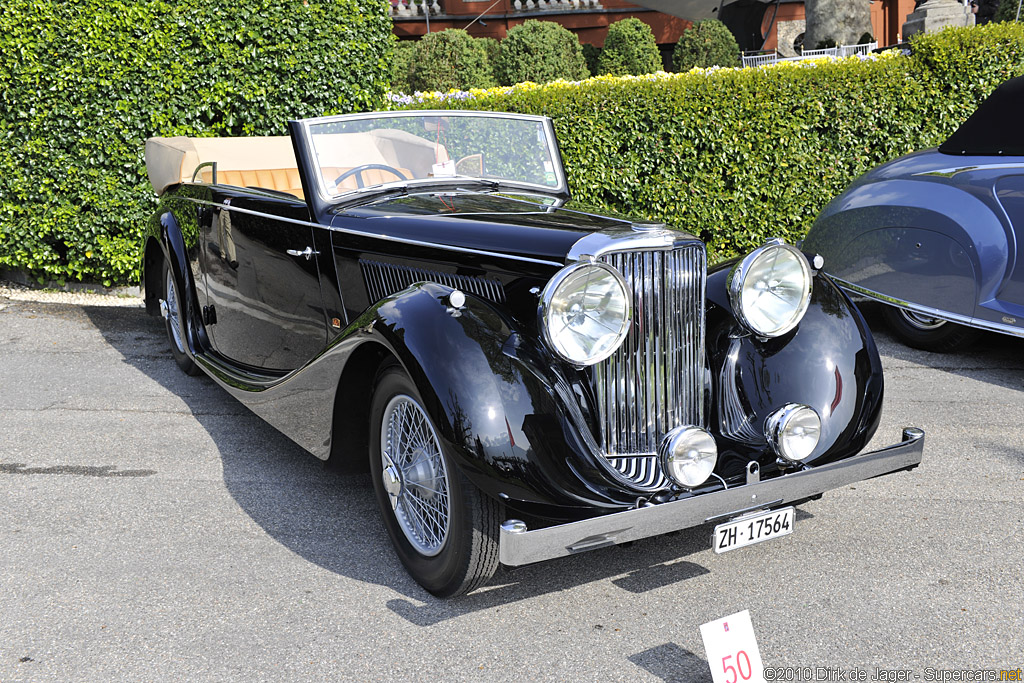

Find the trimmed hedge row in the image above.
[
  {"left": 0, "top": 0, "right": 393, "bottom": 286},
  {"left": 396, "top": 24, "right": 1024, "bottom": 260}
]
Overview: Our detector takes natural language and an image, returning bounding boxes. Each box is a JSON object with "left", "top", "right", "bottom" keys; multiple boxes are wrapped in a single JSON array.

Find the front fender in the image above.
[
  {"left": 368, "top": 282, "right": 641, "bottom": 521},
  {"left": 704, "top": 262, "right": 884, "bottom": 478}
]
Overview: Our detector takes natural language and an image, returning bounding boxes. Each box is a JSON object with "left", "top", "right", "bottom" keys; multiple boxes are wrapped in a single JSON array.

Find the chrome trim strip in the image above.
[
  {"left": 829, "top": 276, "right": 1024, "bottom": 339},
  {"left": 567, "top": 226, "right": 701, "bottom": 263},
  {"left": 499, "top": 428, "right": 925, "bottom": 566},
  {"left": 174, "top": 197, "right": 563, "bottom": 268},
  {"left": 915, "top": 163, "right": 1024, "bottom": 178}
]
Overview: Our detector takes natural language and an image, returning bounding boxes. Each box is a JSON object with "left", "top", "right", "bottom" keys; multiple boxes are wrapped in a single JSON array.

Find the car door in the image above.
[{"left": 202, "top": 187, "right": 329, "bottom": 371}]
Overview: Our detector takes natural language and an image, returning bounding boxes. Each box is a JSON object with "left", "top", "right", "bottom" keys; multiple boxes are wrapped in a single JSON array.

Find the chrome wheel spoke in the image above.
[{"left": 380, "top": 394, "right": 451, "bottom": 556}]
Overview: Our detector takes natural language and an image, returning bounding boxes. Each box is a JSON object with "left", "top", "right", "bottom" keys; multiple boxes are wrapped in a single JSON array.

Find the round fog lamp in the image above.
[
  {"left": 765, "top": 404, "right": 821, "bottom": 462},
  {"left": 658, "top": 427, "right": 718, "bottom": 488}
]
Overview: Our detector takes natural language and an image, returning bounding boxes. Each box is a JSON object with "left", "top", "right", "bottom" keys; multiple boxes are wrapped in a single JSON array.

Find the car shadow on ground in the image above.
[
  {"left": 858, "top": 302, "right": 1024, "bottom": 393},
  {"left": 83, "top": 303, "right": 766, "bottom": 620}
]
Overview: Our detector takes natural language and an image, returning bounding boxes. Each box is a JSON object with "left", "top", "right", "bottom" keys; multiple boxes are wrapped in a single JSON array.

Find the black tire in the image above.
[
  {"left": 881, "top": 305, "right": 981, "bottom": 353},
  {"left": 161, "top": 259, "right": 201, "bottom": 376},
  {"left": 369, "top": 364, "right": 500, "bottom": 597}
]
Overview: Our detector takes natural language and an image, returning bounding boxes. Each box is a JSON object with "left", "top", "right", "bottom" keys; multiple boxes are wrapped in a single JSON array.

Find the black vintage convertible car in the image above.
[{"left": 142, "top": 111, "right": 923, "bottom": 597}]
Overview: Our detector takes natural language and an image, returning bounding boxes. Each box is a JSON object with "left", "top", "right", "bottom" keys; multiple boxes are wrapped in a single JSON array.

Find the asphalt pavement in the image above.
[{"left": 0, "top": 289, "right": 1021, "bottom": 682}]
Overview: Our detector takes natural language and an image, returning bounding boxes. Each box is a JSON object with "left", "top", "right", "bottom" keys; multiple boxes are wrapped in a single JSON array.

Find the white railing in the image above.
[
  {"left": 800, "top": 46, "right": 838, "bottom": 58},
  {"left": 391, "top": 0, "right": 442, "bottom": 16},
  {"left": 741, "top": 51, "right": 778, "bottom": 68},
  {"left": 390, "top": 0, "right": 605, "bottom": 15},
  {"left": 741, "top": 42, "right": 878, "bottom": 68},
  {"left": 838, "top": 41, "right": 878, "bottom": 57}
]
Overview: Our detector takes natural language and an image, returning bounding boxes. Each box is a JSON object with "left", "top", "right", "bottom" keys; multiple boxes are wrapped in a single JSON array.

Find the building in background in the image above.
[
  {"left": 390, "top": 0, "right": 916, "bottom": 56},
  {"left": 390, "top": 0, "right": 693, "bottom": 48}
]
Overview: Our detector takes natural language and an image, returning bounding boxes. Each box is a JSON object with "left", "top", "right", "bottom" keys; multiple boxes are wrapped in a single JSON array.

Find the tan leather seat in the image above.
[{"left": 207, "top": 166, "right": 412, "bottom": 198}]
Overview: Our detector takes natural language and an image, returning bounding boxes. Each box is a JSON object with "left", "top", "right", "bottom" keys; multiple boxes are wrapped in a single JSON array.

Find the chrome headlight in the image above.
[
  {"left": 765, "top": 404, "right": 821, "bottom": 462},
  {"left": 539, "top": 261, "right": 631, "bottom": 366},
  {"left": 728, "top": 240, "right": 812, "bottom": 337}
]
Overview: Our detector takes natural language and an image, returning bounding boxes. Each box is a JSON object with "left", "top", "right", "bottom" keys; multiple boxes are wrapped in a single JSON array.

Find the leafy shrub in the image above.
[
  {"left": 399, "top": 24, "right": 1024, "bottom": 260},
  {"left": 672, "top": 19, "right": 741, "bottom": 71},
  {"left": 392, "top": 40, "right": 417, "bottom": 94},
  {"left": 995, "top": 0, "right": 1023, "bottom": 22},
  {"left": 478, "top": 37, "right": 502, "bottom": 86},
  {"left": 0, "top": 0, "right": 392, "bottom": 286},
  {"left": 409, "top": 29, "right": 497, "bottom": 92},
  {"left": 493, "top": 20, "right": 589, "bottom": 86},
  {"left": 597, "top": 18, "right": 663, "bottom": 76},
  {"left": 581, "top": 43, "right": 602, "bottom": 77}
]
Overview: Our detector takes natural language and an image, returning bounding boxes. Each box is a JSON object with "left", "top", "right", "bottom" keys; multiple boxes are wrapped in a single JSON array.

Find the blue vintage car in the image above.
[{"left": 804, "top": 76, "right": 1024, "bottom": 352}]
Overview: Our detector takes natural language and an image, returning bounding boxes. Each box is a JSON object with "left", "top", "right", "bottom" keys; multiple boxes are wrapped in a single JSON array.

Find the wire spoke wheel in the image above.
[
  {"left": 369, "top": 364, "right": 500, "bottom": 597},
  {"left": 164, "top": 268, "right": 185, "bottom": 353},
  {"left": 160, "top": 260, "right": 200, "bottom": 375},
  {"left": 381, "top": 395, "right": 451, "bottom": 556}
]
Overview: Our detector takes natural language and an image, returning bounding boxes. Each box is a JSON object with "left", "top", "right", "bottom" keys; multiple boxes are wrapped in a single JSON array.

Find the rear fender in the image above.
[{"left": 805, "top": 178, "right": 1005, "bottom": 318}]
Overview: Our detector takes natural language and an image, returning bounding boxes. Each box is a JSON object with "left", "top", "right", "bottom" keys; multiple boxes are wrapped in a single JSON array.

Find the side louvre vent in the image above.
[{"left": 360, "top": 259, "right": 506, "bottom": 304}]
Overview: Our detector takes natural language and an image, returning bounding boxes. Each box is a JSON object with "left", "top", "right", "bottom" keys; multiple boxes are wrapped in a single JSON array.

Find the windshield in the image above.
[{"left": 302, "top": 112, "right": 565, "bottom": 199}]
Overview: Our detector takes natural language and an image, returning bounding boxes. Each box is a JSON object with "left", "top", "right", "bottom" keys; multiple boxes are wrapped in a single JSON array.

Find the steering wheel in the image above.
[{"left": 334, "top": 164, "right": 408, "bottom": 189}]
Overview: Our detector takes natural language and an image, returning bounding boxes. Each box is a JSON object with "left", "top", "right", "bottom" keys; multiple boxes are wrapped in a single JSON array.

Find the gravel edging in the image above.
[{"left": 0, "top": 279, "right": 144, "bottom": 307}]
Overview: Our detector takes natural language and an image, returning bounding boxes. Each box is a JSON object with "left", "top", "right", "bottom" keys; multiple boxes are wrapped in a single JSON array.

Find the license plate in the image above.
[{"left": 713, "top": 507, "right": 794, "bottom": 554}]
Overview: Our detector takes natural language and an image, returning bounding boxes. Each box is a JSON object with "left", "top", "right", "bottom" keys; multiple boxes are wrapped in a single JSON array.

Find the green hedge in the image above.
[
  {"left": 597, "top": 18, "right": 662, "bottom": 76},
  {"left": 0, "top": 0, "right": 392, "bottom": 286},
  {"left": 409, "top": 29, "right": 497, "bottom": 92},
  {"left": 397, "top": 24, "right": 1024, "bottom": 260},
  {"left": 493, "top": 20, "right": 590, "bottom": 86}
]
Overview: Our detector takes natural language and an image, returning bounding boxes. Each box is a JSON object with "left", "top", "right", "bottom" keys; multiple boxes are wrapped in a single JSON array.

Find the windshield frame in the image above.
[{"left": 295, "top": 110, "right": 570, "bottom": 205}]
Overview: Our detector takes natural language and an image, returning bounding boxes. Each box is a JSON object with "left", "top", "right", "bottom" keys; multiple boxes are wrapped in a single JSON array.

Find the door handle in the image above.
[{"left": 286, "top": 246, "right": 319, "bottom": 260}]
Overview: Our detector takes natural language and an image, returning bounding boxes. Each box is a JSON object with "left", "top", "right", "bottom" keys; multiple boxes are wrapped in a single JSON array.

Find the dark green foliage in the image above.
[
  {"left": 409, "top": 29, "right": 497, "bottom": 92},
  {"left": 995, "top": 0, "right": 1023, "bottom": 22},
  {"left": 493, "top": 20, "right": 589, "bottom": 86},
  {"left": 393, "top": 41, "right": 417, "bottom": 94},
  {"left": 402, "top": 24, "right": 1024, "bottom": 261},
  {"left": 816, "top": 38, "right": 838, "bottom": 49},
  {"left": 858, "top": 32, "right": 875, "bottom": 44},
  {"left": 672, "top": 19, "right": 741, "bottom": 71},
  {"left": 478, "top": 37, "right": 502, "bottom": 86},
  {"left": 0, "top": 0, "right": 392, "bottom": 286},
  {"left": 597, "top": 18, "right": 662, "bottom": 76},
  {"left": 581, "top": 44, "right": 602, "bottom": 77}
]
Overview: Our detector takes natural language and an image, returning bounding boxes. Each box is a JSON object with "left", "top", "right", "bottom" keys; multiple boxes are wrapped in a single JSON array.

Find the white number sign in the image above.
[{"left": 699, "top": 609, "right": 765, "bottom": 683}]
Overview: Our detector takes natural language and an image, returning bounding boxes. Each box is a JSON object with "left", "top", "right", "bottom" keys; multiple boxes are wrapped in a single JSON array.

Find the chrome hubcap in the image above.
[
  {"left": 380, "top": 395, "right": 450, "bottom": 556},
  {"left": 900, "top": 309, "right": 946, "bottom": 331},
  {"left": 382, "top": 452, "right": 402, "bottom": 511},
  {"left": 164, "top": 270, "right": 184, "bottom": 352}
]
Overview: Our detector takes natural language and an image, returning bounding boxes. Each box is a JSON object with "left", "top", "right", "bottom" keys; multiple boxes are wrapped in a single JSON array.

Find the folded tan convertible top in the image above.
[{"left": 144, "top": 136, "right": 297, "bottom": 196}]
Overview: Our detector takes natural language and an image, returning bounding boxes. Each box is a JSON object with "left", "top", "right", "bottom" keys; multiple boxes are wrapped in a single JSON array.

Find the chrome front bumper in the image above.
[{"left": 499, "top": 427, "right": 925, "bottom": 566}]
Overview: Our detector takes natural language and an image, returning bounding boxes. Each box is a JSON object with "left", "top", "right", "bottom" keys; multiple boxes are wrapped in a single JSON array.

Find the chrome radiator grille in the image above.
[
  {"left": 595, "top": 245, "right": 707, "bottom": 487},
  {"left": 360, "top": 259, "right": 505, "bottom": 304}
]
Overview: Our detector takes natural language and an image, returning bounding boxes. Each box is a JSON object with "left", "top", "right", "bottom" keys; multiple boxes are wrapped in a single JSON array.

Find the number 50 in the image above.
[{"left": 721, "top": 651, "right": 753, "bottom": 683}]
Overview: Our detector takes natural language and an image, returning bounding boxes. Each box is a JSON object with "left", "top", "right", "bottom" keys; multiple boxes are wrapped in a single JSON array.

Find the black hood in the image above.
[{"left": 333, "top": 191, "right": 636, "bottom": 264}]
